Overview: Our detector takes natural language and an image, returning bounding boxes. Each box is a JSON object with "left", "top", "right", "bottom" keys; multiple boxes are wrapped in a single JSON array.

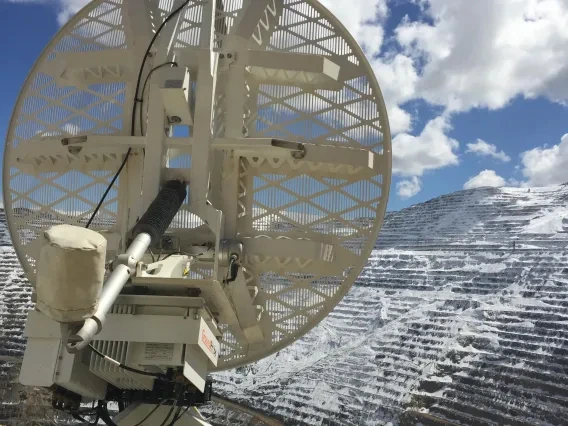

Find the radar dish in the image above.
[{"left": 3, "top": 0, "right": 391, "bottom": 370}]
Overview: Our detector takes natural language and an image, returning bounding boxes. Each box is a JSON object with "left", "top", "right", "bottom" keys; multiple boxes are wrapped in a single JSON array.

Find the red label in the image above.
[{"left": 201, "top": 329, "right": 217, "bottom": 357}]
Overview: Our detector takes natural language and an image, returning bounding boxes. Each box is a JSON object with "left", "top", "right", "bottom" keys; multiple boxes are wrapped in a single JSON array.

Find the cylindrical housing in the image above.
[
  {"left": 66, "top": 181, "right": 186, "bottom": 352},
  {"left": 133, "top": 180, "right": 187, "bottom": 245},
  {"left": 36, "top": 225, "right": 107, "bottom": 323}
]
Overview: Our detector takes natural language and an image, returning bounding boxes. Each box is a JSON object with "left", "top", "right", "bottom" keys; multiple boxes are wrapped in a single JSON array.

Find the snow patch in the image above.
[
  {"left": 522, "top": 208, "right": 568, "bottom": 234},
  {"left": 461, "top": 262, "right": 508, "bottom": 273}
]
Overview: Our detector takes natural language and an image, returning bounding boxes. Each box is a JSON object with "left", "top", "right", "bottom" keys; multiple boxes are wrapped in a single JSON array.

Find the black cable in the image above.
[
  {"left": 89, "top": 344, "right": 167, "bottom": 379},
  {"left": 168, "top": 403, "right": 192, "bottom": 425},
  {"left": 224, "top": 255, "right": 239, "bottom": 284},
  {"left": 168, "top": 405, "right": 184, "bottom": 426},
  {"left": 160, "top": 385, "right": 183, "bottom": 426},
  {"left": 85, "top": 148, "right": 131, "bottom": 229},
  {"left": 162, "top": 247, "right": 211, "bottom": 261},
  {"left": 98, "top": 402, "right": 118, "bottom": 426},
  {"left": 88, "top": 411, "right": 100, "bottom": 426},
  {"left": 139, "top": 62, "right": 179, "bottom": 136},
  {"left": 162, "top": 251, "right": 183, "bottom": 261},
  {"left": 132, "top": 400, "right": 166, "bottom": 426},
  {"left": 72, "top": 410, "right": 99, "bottom": 426},
  {"left": 159, "top": 405, "right": 177, "bottom": 426},
  {"left": 86, "top": 2, "right": 189, "bottom": 229},
  {"left": 131, "top": 1, "right": 190, "bottom": 136},
  {"left": 72, "top": 413, "right": 88, "bottom": 423}
]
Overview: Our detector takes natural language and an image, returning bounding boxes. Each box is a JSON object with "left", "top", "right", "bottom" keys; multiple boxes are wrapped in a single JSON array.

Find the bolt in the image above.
[
  {"left": 171, "top": 116, "right": 182, "bottom": 124},
  {"left": 292, "top": 144, "right": 307, "bottom": 160},
  {"left": 220, "top": 53, "right": 225, "bottom": 59},
  {"left": 227, "top": 53, "right": 233, "bottom": 59}
]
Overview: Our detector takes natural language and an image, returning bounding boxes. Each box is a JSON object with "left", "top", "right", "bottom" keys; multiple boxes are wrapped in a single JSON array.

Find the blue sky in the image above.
[{"left": 1, "top": 0, "right": 568, "bottom": 212}]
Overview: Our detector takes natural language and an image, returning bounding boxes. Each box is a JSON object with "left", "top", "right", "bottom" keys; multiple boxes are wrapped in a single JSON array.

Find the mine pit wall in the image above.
[
  {"left": 213, "top": 187, "right": 568, "bottom": 426},
  {"left": 3, "top": 186, "right": 568, "bottom": 425}
]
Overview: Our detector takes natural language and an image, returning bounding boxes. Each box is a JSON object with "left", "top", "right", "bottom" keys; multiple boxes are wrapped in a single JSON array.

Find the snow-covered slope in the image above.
[
  {"left": 211, "top": 185, "right": 568, "bottom": 426},
  {"left": 0, "top": 208, "right": 37, "bottom": 422},
  {"left": 2, "top": 185, "right": 568, "bottom": 425}
]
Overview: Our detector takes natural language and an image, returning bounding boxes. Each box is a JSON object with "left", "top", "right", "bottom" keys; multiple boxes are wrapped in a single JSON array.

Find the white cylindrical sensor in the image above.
[{"left": 36, "top": 224, "right": 107, "bottom": 323}]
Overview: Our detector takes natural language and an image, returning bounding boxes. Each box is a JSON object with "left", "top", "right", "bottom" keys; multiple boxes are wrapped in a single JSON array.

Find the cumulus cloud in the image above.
[
  {"left": 466, "top": 139, "right": 511, "bottom": 162},
  {"left": 2, "top": 0, "right": 90, "bottom": 25},
  {"left": 320, "top": 0, "right": 388, "bottom": 48},
  {"left": 396, "top": 0, "right": 568, "bottom": 111},
  {"left": 397, "top": 177, "right": 422, "bottom": 199},
  {"left": 322, "top": 0, "right": 417, "bottom": 134},
  {"left": 371, "top": 54, "right": 420, "bottom": 134},
  {"left": 55, "top": 0, "right": 90, "bottom": 25},
  {"left": 520, "top": 133, "right": 568, "bottom": 187},
  {"left": 463, "top": 170, "right": 506, "bottom": 190},
  {"left": 392, "top": 116, "right": 460, "bottom": 177}
]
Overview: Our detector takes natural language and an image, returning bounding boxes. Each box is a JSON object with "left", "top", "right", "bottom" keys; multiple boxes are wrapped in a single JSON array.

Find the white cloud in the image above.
[
  {"left": 392, "top": 115, "right": 459, "bottom": 177},
  {"left": 55, "top": 0, "right": 90, "bottom": 25},
  {"left": 3, "top": 0, "right": 90, "bottom": 25},
  {"left": 463, "top": 170, "right": 506, "bottom": 190},
  {"left": 466, "top": 139, "right": 511, "bottom": 162},
  {"left": 320, "top": 0, "right": 388, "bottom": 52},
  {"left": 320, "top": 1, "right": 417, "bottom": 135},
  {"left": 397, "top": 177, "right": 422, "bottom": 199},
  {"left": 520, "top": 133, "right": 568, "bottom": 186},
  {"left": 371, "top": 54, "right": 420, "bottom": 134},
  {"left": 397, "top": 0, "right": 568, "bottom": 111},
  {"left": 385, "top": 105, "right": 413, "bottom": 135}
]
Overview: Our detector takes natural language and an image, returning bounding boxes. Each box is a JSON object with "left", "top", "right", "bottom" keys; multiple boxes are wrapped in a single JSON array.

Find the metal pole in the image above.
[{"left": 67, "top": 232, "right": 152, "bottom": 352}]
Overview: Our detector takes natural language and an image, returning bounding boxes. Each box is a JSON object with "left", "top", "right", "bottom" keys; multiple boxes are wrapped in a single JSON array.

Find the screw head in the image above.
[
  {"left": 227, "top": 53, "right": 233, "bottom": 59},
  {"left": 171, "top": 116, "right": 182, "bottom": 124},
  {"left": 219, "top": 53, "right": 225, "bottom": 59}
]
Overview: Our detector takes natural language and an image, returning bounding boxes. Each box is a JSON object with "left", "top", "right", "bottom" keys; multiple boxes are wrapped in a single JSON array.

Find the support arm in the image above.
[{"left": 67, "top": 181, "right": 187, "bottom": 353}]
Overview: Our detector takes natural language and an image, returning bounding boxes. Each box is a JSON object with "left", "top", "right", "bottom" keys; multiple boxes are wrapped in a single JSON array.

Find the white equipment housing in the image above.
[
  {"left": 36, "top": 225, "right": 107, "bottom": 323},
  {"left": 3, "top": 0, "right": 392, "bottom": 423},
  {"left": 21, "top": 298, "right": 219, "bottom": 394}
]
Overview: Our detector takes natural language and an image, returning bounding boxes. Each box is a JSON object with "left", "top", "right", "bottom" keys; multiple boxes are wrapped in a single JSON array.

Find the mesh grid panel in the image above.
[
  {"left": 218, "top": 0, "right": 388, "bottom": 367},
  {"left": 3, "top": 0, "right": 391, "bottom": 369}
]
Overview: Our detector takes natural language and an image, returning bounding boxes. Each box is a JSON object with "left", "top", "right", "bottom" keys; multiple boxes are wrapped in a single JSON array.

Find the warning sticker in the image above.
[{"left": 143, "top": 343, "right": 175, "bottom": 362}]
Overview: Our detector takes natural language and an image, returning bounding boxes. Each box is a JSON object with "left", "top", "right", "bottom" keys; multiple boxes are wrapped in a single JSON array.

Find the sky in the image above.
[{"left": 0, "top": 0, "right": 567, "bottom": 212}]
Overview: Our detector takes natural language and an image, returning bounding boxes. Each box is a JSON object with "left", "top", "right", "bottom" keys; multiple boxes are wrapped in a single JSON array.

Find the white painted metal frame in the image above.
[{"left": 4, "top": 0, "right": 392, "bottom": 370}]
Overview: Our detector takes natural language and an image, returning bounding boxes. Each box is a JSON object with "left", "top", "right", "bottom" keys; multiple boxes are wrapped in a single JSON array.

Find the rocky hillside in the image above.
[
  {"left": 212, "top": 185, "right": 568, "bottom": 426},
  {"left": 0, "top": 208, "right": 39, "bottom": 422},
  {"left": 2, "top": 185, "right": 568, "bottom": 425}
]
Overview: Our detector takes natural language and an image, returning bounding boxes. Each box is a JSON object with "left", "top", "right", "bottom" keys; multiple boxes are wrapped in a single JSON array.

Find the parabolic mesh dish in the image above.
[{"left": 3, "top": 0, "right": 391, "bottom": 369}]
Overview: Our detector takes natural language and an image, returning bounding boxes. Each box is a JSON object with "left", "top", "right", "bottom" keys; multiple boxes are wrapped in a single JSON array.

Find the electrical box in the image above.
[{"left": 160, "top": 67, "right": 193, "bottom": 125}]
